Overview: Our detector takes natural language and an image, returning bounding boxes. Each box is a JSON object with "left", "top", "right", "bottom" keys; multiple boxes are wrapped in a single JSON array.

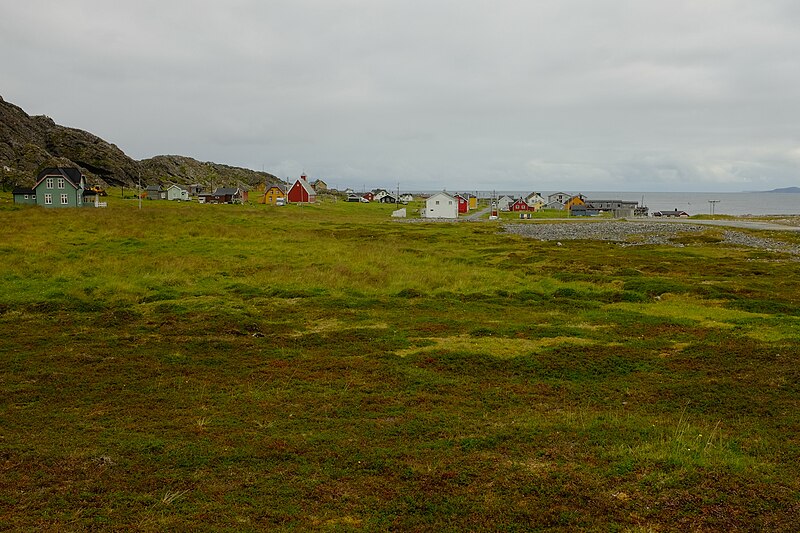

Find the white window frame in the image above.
[
  {"left": 58, "top": 178, "right": 65, "bottom": 189},
  {"left": 61, "top": 193, "right": 69, "bottom": 205},
  {"left": 46, "top": 178, "right": 54, "bottom": 189},
  {"left": 45, "top": 193, "right": 52, "bottom": 205},
  {"left": 23, "top": 194, "right": 28, "bottom": 199}
]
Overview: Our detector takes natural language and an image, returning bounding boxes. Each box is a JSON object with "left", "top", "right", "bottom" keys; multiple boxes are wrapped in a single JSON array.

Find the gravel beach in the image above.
[{"left": 502, "top": 220, "right": 800, "bottom": 256}]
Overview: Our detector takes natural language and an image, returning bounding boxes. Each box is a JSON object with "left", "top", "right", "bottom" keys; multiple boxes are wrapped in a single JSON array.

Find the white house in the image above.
[
  {"left": 497, "top": 195, "right": 515, "bottom": 211},
  {"left": 372, "top": 189, "right": 391, "bottom": 202},
  {"left": 548, "top": 192, "right": 571, "bottom": 204},
  {"left": 423, "top": 192, "right": 458, "bottom": 218},
  {"left": 166, "top": 184, "right": 190, "bottom": 201},
  {"left": 525, "top": 192, "right": 545, "bottom": 209}
]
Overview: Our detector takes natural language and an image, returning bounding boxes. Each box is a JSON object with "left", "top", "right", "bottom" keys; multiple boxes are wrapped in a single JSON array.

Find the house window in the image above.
[
  {"left": 435, "top": 200, "right": 440, "bottom": 205},
  {"left": 32, "top": 195, "right": 36, "bottom": 200},
  {"left": 23, "top": 195, "right": 28, "bottom": 199},
  {"left": 45, "top": 194, "right": 52, "bottom": 205},
  {"left": 46, "top": 178, "right": 54, "bottom": 189},
  {"left": 61, "top": 194, "right": 69, "bottom": 204},
  {"left": 58, "top": 178, "right": 65, "bottom": 189}
]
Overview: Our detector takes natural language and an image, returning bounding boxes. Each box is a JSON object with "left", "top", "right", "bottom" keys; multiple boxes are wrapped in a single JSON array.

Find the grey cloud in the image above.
[{"left": 2, "top": 0, "right": 799, "bottom": 190}]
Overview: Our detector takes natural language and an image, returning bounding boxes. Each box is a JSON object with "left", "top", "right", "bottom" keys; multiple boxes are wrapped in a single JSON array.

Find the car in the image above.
[{"left": 359, "top": 196, "right": 370, "bottom": 203}]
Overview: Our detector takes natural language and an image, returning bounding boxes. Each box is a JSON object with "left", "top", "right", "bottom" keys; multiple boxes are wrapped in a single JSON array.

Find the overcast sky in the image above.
[{"left": 3, "top": 0, "right": 800, "bottom": 191}]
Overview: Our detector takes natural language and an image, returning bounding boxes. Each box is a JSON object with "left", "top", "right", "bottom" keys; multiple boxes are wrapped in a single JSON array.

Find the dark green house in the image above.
[{"left": 32, "top": 167, "right": 86, "bottom": 208}]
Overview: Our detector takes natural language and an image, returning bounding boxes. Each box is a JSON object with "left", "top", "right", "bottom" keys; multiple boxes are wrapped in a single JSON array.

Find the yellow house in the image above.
[
  {"left": 564, "top": 195, "right": 586, "bottom": 211},
  {"left": 468, "top": 194, "right": 478, "bottom": 210},
  {"left": 260, "top": 184, "right": 287, "bottom": 205}
]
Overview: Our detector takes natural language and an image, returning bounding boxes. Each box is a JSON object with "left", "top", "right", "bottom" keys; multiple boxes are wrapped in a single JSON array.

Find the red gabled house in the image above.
[
  {"left": 510, "top": 198, "right": 532, "bottom": 212},
  {"left": 287, "top": 174, "right": 317, "bottom": 203}
]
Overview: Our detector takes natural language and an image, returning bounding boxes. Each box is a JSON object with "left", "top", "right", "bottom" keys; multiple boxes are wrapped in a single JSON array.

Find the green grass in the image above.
[{"left": 1, "top": 191, "right": 799, "bottom": 530}]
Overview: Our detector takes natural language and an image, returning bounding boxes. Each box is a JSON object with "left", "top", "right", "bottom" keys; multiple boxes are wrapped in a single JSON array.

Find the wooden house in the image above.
[
  {"left": 311, "top": 179, "right": 328, "bottom": 192},
  {"left": 564, "top": 195, "right": 586, "bottom": 210},
  {"left": 510, "top": 198, "right": 533, "bottom": 212},
  {"left": 205, "top": 187, "right": 247, "bottom": 204},
  {"left": 497, "top": 195, "right": 515, "bottom": 211},
  {"left": 467, "top": 194, "right": 478, "bottom": 210},
  {"left": 547, "top": 192, "right": 571, "bottom": 205},
  {"left": 525, "top": 192, "right": 545, "bottom": 209},
  {"left": 287, "top": 174, "right": 317, "bottom": 203},
  {"left": 260, "top": 184, "right": 287, "bottom": 205},
  {"left": 166, "top": 184, "right": 190, "bottom": 201},
  {"left": 362, "top": 192, "right": 375, "bottom": 202},
  {"left": 372, "top": 189, "right": 390, "bottom": 202},
  {"left": 423, "top": 192, "right": 458, "bottom": 218},
  {"left": 399, "top": 193, "right": 414, "bottom": 204},
  {"left": 31, "top": 167, "right": 86, "bottom": 208},
  {"left": 145, "top": 184, "right": 164, "bottom": 200}
]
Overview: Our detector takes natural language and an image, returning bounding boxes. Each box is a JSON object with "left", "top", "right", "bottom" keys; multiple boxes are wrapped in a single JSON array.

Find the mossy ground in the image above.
[{"left": 1, "top": 193, "right": 799, "bottom": 530}]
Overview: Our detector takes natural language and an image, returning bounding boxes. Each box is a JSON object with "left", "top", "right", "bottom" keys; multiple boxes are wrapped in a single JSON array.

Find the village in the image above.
[{"left": 12, "top": 167, "right": 692, "bottom": 218}]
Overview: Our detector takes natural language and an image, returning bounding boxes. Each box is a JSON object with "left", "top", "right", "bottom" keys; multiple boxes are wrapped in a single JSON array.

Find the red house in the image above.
[
  {"left": 511, "top": 198, "right": 532, "bottom": 211},
  {"left": 455, "top": 194, "right": 469, "bottom": 214},
  {"left": 287, "top": 174, "right": 317, "bottom": 203},
  {"left": 362, "top": 192, "right": 374, "bottom": 202}
]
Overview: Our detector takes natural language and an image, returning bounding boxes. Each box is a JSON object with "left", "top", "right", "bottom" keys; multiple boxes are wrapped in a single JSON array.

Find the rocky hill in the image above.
[{"left": 0, "top": 95, "right": 279, "bottom": 190}]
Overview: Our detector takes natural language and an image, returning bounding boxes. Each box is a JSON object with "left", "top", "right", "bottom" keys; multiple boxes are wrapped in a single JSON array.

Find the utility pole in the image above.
[{"left": 138, "top": 171, "right": 142, "bottom": 210}]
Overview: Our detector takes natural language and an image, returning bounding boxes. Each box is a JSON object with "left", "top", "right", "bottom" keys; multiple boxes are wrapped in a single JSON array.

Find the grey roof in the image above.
[
  {"left": 13, "top": 187, "right": 35, "bottom": 195},
  {"left": 35, "top": 167, "right": 83, "bottom": 189},
  {"left": 213, "top": 188, "right": 241, "bottom": 195},
  {"left": 293, "top": 179, "right": 316, "bottom": 196}
]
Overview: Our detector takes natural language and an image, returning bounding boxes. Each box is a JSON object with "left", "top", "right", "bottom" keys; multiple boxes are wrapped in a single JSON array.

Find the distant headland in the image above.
[{"left": 762, "top": 186, "right": 800, "bottom": 193}]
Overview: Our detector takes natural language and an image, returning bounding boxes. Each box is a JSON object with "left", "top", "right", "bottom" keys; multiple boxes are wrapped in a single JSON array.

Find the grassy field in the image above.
[{"left": 1, "top": 194, "right": 799, "bottom": 530}]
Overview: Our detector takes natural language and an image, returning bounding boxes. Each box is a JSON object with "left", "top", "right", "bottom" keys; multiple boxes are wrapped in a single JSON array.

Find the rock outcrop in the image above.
[{"left": 0, "top": 95, "right": 279, "bottom": 190}]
